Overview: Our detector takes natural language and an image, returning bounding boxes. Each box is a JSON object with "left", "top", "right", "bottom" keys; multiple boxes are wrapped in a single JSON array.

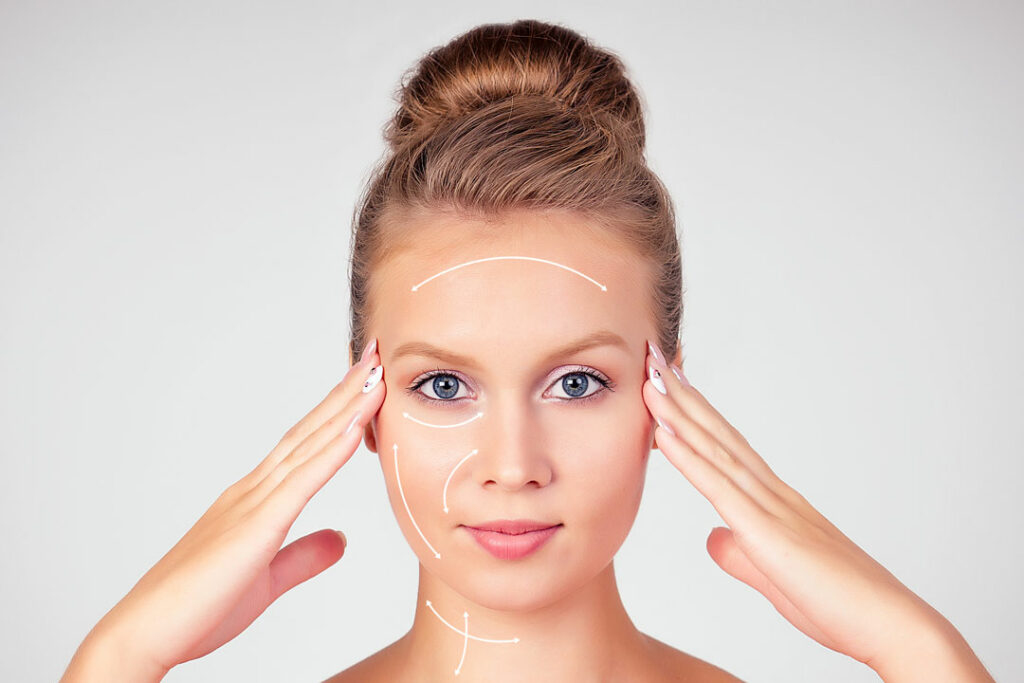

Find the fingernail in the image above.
[
  {"left": 649, "top": 365, "right": 667, "bottom": 394},
  {"left": 335, "top": 530, "right": 347, "bottom": 547},
  {"left": 360, "top": 337, "right": 378, "bottom": 364},
  {"left": 655, "top": 416, "right": 676, "bottom": 436},
  {"left": 671, "top": 363, "right": 690, "bottom": 387},
  {"left": 647, "top": 339, "right": 663, "bottom": 365},
  {"left": 362, "top": 364, "right": 383, "bottom": 393}
]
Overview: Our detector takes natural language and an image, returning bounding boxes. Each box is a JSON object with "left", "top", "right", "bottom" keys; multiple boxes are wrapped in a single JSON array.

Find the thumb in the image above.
[
  {"left": 706, "top": 526, "right": 763, "bottom": 588},
  {"left": 267, "top": 529, "right": 347, "bottom": 602},
  {"left": 705, "top": 526, "right": 835, "bottom": 648}
]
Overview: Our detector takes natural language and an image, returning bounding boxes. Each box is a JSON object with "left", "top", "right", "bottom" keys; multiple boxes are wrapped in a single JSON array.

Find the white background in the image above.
[{"left": 1, "top": 1, "right": 1020, "bottom": 681}]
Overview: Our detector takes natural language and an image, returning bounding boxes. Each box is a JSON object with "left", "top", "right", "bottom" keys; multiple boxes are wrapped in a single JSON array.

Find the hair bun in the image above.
[
  {"left": 384, "top": 19, "right": 646, "bottom": 156},
  {"left": 350, "top": 20, "right": 681, "bottom": 371}
]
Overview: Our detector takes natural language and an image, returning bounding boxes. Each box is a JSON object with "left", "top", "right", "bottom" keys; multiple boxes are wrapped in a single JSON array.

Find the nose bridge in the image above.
[{"left": 475, "top": 396, "right": 552, "bottom": 490}]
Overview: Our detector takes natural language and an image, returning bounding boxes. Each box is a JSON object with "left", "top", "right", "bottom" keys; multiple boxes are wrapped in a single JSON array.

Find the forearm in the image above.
[{"left": 870, "top": 612, "right": 995, "bottom": 683}]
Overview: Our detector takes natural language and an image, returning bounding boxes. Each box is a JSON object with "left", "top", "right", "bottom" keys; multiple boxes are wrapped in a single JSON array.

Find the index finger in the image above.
[{"left": 242, "top": 338, "right": 380, "bottom": 486}]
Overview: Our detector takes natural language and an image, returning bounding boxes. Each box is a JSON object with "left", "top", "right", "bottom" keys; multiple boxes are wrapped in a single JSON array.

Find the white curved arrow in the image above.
[
  {"left": 443, "top": 449, "right": 478, "bottom": 513},
  {"left": 425, "top": 600, "right": 519, "bottom": 644},
  {"left": 402, "top": 411, "right": 483, "bottom": 429},
  {"left": 393, "top": 443, "right": 440, "bottom": 559},
  {"left": 410, "top": 256, "right": 607, "bottom": 292}
]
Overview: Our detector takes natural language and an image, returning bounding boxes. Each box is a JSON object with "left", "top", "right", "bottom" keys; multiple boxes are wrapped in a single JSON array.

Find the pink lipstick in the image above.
[{"left": 462, "top": 520, "right": 562, "bottom": 560}]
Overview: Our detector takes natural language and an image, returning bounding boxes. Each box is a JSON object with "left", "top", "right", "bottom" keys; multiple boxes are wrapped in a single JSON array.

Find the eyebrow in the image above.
[{"left": 390, "top": 330, "right": 631, "bottom": 370}]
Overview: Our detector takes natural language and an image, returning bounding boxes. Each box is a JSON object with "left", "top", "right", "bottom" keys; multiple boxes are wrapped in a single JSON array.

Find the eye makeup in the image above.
[{"left": 404, "top": 365, "right": 617, "bottom": 407}]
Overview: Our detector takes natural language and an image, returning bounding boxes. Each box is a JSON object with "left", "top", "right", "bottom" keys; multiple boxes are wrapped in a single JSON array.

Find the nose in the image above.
[{"left": 474, "top": 404, "right": 553, "bottom": 491}]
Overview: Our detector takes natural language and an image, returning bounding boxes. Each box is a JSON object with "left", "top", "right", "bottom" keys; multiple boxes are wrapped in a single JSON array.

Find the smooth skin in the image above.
[
  {"left": 58, "top": 336, "right": 996, "bottom": 682},
  {"left": 59, "top": 340, "right": 387, "bottom": 682},
  {"left": 642, "top": 340, "right": 996, "bottom": 682}
]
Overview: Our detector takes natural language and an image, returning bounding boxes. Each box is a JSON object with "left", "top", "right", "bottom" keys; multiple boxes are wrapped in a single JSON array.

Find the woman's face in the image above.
[{"left": 360, "top": 209, "right": 659, "bottom": 612}]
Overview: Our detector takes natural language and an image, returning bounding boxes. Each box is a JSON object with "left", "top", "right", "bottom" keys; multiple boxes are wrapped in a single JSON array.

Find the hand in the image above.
[
  {"left": 641, "top": 339, "right": 994, "bottom": 680},
  {"left": 61, "top": 339, "right": 386, "bottom": 682}
]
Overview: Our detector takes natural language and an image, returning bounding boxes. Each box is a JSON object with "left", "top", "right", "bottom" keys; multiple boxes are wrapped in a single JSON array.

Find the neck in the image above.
[{"left": 395, "top": 559, "right": 653, "bottom": 681}]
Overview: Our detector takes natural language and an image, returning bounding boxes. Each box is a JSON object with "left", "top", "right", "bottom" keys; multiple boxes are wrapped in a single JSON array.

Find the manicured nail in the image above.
[
  {"left": 344, "top": 411, "right": 362, "bottom": 435},
  {"left": 362, "top": 364, "right": 383, "bottom": 393},
  {"left": 335, "top": 530, "right": 347, "bottom": 547},
  {"left": 671, "top": 363, "right": 690, "bottom": 387},
  {"left": 655, "top": 416, "right": 676, "bottom": 436},
  {"left": 647, "top": 339, "right": 663, "bottom": 365},
  {"left": 649, "top": 365, "right": 667, "bottom": 394},
  {"left": 360, "top": 337, "right": 378, "bottom": 363}
]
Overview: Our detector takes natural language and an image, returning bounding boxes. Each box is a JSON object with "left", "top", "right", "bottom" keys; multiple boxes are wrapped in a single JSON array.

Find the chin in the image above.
[
  {"left": 442, "top": 540, "right": 611, "bottom": 613},
  {"left": 453, "top": 568, "right": 585, "bottom": 613}
]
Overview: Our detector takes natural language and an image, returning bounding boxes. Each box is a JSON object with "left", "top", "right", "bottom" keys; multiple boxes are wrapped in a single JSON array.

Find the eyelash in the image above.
[{"left": 405, "top": 365, "right": 617, "bottom": 407}]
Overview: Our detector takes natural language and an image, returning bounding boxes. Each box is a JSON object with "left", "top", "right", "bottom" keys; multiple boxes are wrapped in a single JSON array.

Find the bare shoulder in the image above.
[
  {"left": 641, "top": 632, "right": 746, "bottom": 683},
  {"left": 320, "top": 638, "right": 406, "bottom": 683}
]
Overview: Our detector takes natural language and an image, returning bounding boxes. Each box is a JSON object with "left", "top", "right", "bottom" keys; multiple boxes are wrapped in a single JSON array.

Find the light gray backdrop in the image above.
[{"left": 2, "top": 1, "right": 1020, "bottom": 681}]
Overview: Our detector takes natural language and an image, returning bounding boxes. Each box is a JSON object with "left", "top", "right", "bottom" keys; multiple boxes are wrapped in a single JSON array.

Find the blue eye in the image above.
[
  {"left": 422, "top": 373, "right": 467, "bottom": 401},
  {"left": 406, "top": 365, "right": 616, "bottom": 406},
  {"left": 405, "top": 370, "right": 468, "bottom": 404}
]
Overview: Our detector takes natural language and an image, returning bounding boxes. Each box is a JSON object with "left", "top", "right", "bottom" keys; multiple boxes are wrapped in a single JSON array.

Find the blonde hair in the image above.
[{"left": 348, "top": 19, "right": 684, "bottom": 363}]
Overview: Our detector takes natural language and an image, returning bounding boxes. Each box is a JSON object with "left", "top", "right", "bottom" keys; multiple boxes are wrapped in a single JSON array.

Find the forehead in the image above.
[{"left": 370, "top": 210, "right": 652, "bottom": 350}]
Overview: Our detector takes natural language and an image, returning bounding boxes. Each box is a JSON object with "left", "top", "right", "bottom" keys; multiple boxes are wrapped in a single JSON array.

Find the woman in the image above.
[{"left": 60, "top": 19, "right": 994, "bottom": 682}]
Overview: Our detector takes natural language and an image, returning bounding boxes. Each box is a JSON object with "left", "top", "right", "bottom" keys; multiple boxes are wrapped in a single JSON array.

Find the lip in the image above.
[
  {"left": 465, "top": 519, "right": 560, "bottom": 534},
  {"left": 462, "top": 520, "right": 562, "bottom": 560}
]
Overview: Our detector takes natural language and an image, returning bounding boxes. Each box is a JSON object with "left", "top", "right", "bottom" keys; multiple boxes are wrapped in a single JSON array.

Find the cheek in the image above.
[
  {"left": 569, "top": 398, "right": 654, "bottom": 472},
  {"left": 375, "top": 410, "right": 451, "bottom": 506},
  {"left": 588, "top": 387, "right": 656, "bottom": 459},
  {"left": 562, "top": 426, "right": 649, "bottom": 521},
  {"left": 581, "top": 447, "right": 647, "bottom": 492}
]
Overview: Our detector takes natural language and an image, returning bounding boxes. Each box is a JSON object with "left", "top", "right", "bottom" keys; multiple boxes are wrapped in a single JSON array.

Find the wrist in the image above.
[
  {"left": 61, "top": 618, "right": 170, "bottom": 683},
  {"left": 869, "top": 608, "right": 995, "bottom": 683}
]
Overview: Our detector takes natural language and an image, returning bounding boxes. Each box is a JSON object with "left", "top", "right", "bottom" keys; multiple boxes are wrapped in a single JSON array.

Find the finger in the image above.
[
  {"left": 648, "top": 347, "right": 778, "bottom": 485},
  {"left": 292, "top": 338, "right": 378, "bottom": 435},
  {"left": 255, "top": 367, "right": 386, "bottom": 529},
  {"left": 645, "top": 379, "right": 795, "bottom": 522},
  {"left": 256, "top": 383, "right": 370, "bottom": 493},
  {"left": 267, "top": 528, "right": 348, "bottom": 603},
  {"left": 652, "top": 417, "right": 786, "bottom": 545},
  {"left": 247, "top": 339, "right": 381, "bottom": 484},
  {"left": 240, "top": 367, "right": 385, "bottom": 519},
  {"left": 678, "top": 378, "right": 785, "bottom": 486},
  {"left": 647, "top": 348, "right": 811, "bottom": 514},
  {"left": 705, "top": 527, "right": 839, "bottom": 651},
  {"left": 256, "top": 415, "right": 371, "bottom": 533},
  {"left": 674, "top": 375, "right": 822, "bottom": 518},
  {"left": 242, "top": 356, "right": 382, "bottom": 495},
  {"left": 273, "top": 362, "right": 384, "bottom": 477}
]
